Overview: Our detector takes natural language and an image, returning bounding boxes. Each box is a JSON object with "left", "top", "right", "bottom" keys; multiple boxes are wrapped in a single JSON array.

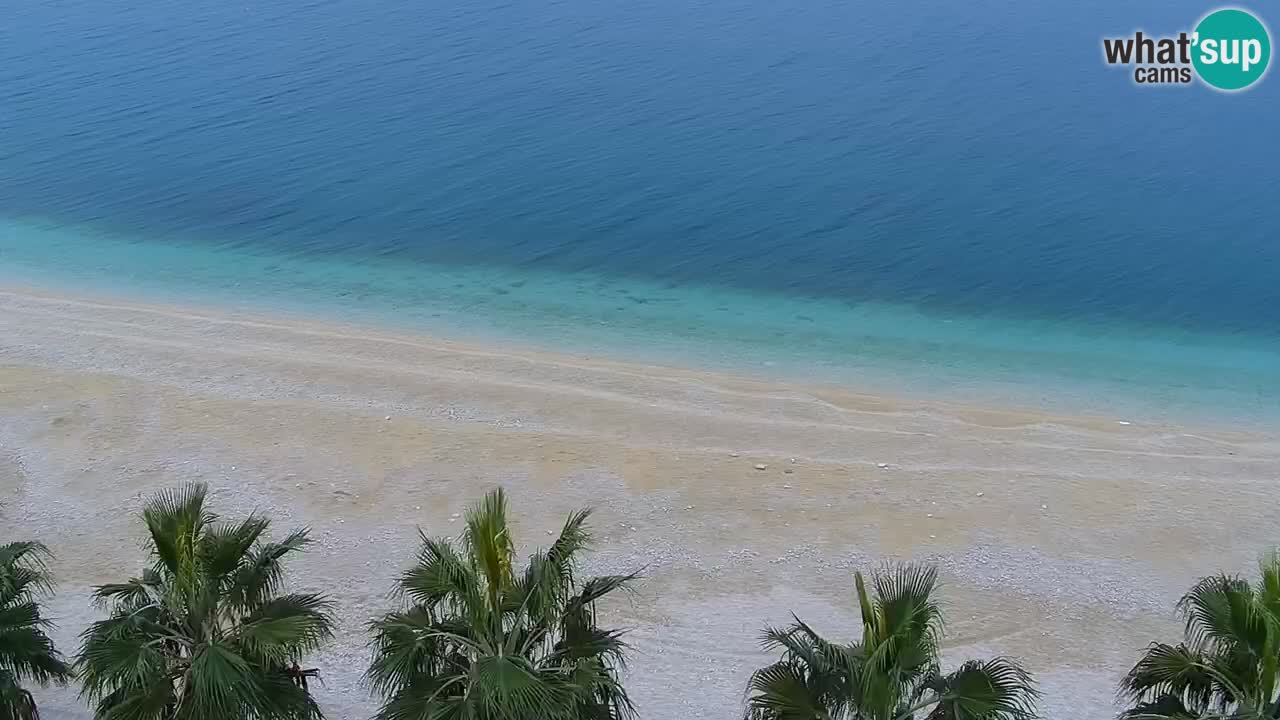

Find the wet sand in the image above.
[{"left": 1, "top": 286, "right": 1277, "bottom": 719}]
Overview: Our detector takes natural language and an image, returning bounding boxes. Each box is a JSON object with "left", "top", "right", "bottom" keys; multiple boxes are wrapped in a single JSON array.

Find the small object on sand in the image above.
[
  {"left": 789, "top": 458, "right": 797, "bottom": 464},
  {"left": 1041, "top": 504, "right": 1048, "bottom": 510},
  {"left": 975, "top": 491, "right": 984, "bottom": 497},
  {"left": 414, "top": 505, "right": 421, "bottom": 510},
  {"left": 782, "top": 483, "right": 792, "bottom": 489},
  {"left": 754, "top": 463, "right": 768, "bottom": 470},
  {"left": 929, "top": 534, "right": 937, "bottom": 539},
  {"left": 784, "top": 468, "right": 794, "bottom": 474},
  {"left": 876, "top": 462, "right": 889, "bottom": 469},
  {"left": 336, "top": 518, "right": 344, "bottom": 524},
  {"left": 231, "top": 465, "right": 237, "bottom": 471},
  {"left": 546, "top": 530, "right": 554, "bottom": 535},
  {"left": 926, "top": 513, "right": 934, "bottom": 518},
  {"left": 450, "top": 513, "right": 460, "bottom": 518},
  {"left": 730, "top": 452, "right": 740, "bottom": 458},
  {"left": 685, "top": 505, "right": 694, "bottom": 510},
  {"left": 1117, "top": 420, "right": 1131, "bottom": 425},
  {"left": 384, "top": 415, "right": 391, "bottom": 421},
  {"left": 449, "top": 518, "right": 457, "bottom": 523}
]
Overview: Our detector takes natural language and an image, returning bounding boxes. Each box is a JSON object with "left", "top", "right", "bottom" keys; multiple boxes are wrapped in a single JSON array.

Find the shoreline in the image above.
[
  {"left": 4, "top": 216, "right": 1280, "bottom": 429},
  {"left": 0, "top": 282, "right": 1267, "bottom": 435},
  {"left": 3, "top": 283, "right": 1279, "bottom": 718}
]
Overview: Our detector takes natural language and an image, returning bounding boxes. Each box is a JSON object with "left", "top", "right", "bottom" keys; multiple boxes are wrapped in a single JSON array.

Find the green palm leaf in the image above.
[
  {"left": 1119, "top": 643, "right": 1223, "bottom": 714},
  {"left": 76, "top": 482, "right": 332, "bottom": 720},
  {"left": 921, "top": 658, "right": 1038, "bottom": 720},
  {"left": 369, "top": 489, "right": 635, "bottom": 720},
  {"left": 745, "top": 563, "right": 1037, "bottom": 720},
  {"left": 0, "top": 541, "right": 70, "bottom": 720},
  {"left": 1120, "top": 549, "right": 1280, "bottom": 719}
]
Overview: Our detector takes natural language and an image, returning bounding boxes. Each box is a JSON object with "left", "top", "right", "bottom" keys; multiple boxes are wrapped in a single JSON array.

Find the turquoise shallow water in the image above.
[
  {"left": 3, "top": 217, "right": 1277, "bottom": 425},
  {"left": 1, "top": 0, "right": 1278, "bottom": 424}
]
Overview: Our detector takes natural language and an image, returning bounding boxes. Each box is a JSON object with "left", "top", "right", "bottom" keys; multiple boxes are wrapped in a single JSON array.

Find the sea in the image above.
[{"left": 1, "top": 0, "right": 1277, "bottom": 425}]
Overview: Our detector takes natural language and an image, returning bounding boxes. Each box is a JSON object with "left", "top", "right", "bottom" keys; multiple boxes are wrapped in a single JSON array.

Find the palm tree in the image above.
[
  {"left": 76, "top": 482, "right": 334, "bottom": 720},
  {"left": 0, "top": 541, "right": 71, "bottom": 720},
  {"left": 745, "top": 564, "right": 1038, "bottom": 720},
  {"left": 367, "top": 488, "right": 637, "bottom": 720},
  {"left": 1119, "top": 551, "right": 1280, "bottom": 720}
]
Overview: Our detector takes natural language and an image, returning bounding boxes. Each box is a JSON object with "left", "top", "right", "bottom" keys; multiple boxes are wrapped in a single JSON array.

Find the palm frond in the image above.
[
  {"left": 1119, "top": 643, "right": 1222, "bottom": 713},
  {"left": 141, "top": 482, "right": 212, "bottom": 576},
  {"left": 1119, "top": 694, "right": 1199, "bottom": 720},
  {"left": 0, "top": 671, "right": 42, "bottom": 720},
  {"left": 402, "top": 534, "right": 479, "bottom": 612},
  {"left": 0, "top": 539, "right": 71, "bottom": 716},
  {"left": 366, "top": 609, "right": 449, "bottom": 696},
  {"left": 92, "top": 571, "right": 165, "bottom": 610},
  {"left": 0, "top": 616, "right": 72, "bottom": 685},
  {"left": 235, "top": 593, "right": 335, "bottom": 662},
  {"left": 75, "top": 618, "right": 170, "bottom": 700},
  {"left": 374, "top": 675, "right": 469, "bottom": 720},
  {"left": 1177, "top": 575, "right": 1265, "bottom": 657},
  {"left": 225, "top": 528, "right": 311, "bottom": 612},
  {"left": 566, "top": 659, "right": 637, "bottom": 720},
  {"left": 745, "top": 661, "right": 836, "bottom": 720},
  {"left": 258, "top": 665, "right": 326, "bottom": 720},
  {"left": 471, "top": 653, "right": 575, "bottom": 719},
  {"left": 1255, "top": 551, "right": 1280, "bottom": 620},
  {"left": 370, "top": 489, "right": 634, "bottom": 720},
  {"left": 748, "top": 563, "right": 1034, "bottom": 720},
  {"left": 921, "top": 657, "right": 1038, "bottom": 720},
  {"left": 545, "top": 509, "right": 592, "bottom": 589},
  {"left": 91, "top": 678, "right": 174, "bottom": 720},
  {"left": 868, "top": 563, "right": 943, "bottom": 674},
  {"left": 77, "top": 484, "right": 330, "bottom": 720},
  {"left": 201, "top": 513, "right": 271, "bottom": 579},
  {"left": 181, "top": 642, "right": 265, "bottom": 718},
  {"left": 463, "top": 489, "right": 517, "bottom": 610},
  {"left": 0, "top": 543, "right": 53, "bottom": 600}
]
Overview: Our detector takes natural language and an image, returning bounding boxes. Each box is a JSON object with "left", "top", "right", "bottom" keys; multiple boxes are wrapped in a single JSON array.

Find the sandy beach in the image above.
[{"left": 1, "top": 285, "right": 1277, "bottom": 719}]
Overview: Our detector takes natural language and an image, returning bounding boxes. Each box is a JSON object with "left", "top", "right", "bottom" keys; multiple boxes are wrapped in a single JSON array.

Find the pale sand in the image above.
[{"left": 1, "top": 286, "right": 1278, "bottom": 719}]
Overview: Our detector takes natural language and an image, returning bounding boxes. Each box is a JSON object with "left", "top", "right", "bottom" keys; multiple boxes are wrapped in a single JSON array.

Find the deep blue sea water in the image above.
[{"left": 1, "top": 0, "right": 1278, "bottom": 423}]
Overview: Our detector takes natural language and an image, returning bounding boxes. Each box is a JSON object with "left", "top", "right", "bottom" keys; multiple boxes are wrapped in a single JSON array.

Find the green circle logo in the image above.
[{"left": 1192, "top": 8, "right": 1271, "bottom": 90}]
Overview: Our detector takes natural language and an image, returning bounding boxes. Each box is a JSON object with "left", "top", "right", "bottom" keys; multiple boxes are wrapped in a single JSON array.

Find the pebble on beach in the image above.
[{"left": 754, "top": 463, "right": 767, "bottom": 470}]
